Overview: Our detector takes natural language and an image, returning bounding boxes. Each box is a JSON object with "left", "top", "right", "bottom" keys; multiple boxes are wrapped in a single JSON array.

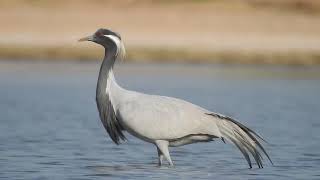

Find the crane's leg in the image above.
[
  {"left": 157, "top": 147, "right": 164, "bottom": 166},
  {"left": 155, "top": 140, "right": 174, "bottom": 166}
]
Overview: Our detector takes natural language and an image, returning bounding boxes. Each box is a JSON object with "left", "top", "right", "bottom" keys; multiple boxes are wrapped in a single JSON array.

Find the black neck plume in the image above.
[{"left": 96, "top": 47, "right": 126, "bottom": 144}]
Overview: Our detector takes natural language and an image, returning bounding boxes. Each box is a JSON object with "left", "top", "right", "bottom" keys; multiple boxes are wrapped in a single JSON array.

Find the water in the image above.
[{"left": 0, "top": 60, "right": 319, "bottom": 179}]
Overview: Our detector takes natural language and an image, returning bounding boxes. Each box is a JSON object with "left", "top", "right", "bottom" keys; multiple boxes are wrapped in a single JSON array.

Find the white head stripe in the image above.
[{"left": 104, "top": 35, "right": 121, "bottom": 49}]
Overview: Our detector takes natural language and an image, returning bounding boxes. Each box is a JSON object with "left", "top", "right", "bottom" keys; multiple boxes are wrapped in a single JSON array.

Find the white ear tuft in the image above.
[
  {"left": 104, "top": 35, "right": 121, "bottom": 49},
  {"left": 103, "top": 34, "right": 125, "bottom": 60}
]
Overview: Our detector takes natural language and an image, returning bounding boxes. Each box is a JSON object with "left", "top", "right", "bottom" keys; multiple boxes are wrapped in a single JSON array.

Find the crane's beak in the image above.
[{"left": 78, "top": 35, "right": 94, "bottom": 42}]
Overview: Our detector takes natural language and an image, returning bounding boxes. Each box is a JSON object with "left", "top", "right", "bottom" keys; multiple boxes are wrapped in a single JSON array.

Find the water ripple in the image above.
[{"left": 1, "top": 62, "right": 320, "bottom": 179}]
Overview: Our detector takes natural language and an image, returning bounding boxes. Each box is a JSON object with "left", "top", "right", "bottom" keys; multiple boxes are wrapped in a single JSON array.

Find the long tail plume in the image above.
[{"left": 206, "top": 113, "right": 273, "bottom": 168}]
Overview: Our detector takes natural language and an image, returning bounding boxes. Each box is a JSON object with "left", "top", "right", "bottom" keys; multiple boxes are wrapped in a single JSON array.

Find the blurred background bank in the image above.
[{"left": 0, "top": 0, "right": 320, "bottom": 65}]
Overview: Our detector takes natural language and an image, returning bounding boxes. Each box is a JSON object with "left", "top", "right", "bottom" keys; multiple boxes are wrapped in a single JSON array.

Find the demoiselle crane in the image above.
[{"left": 79, "top": 28, "right": 272, "bottom": 168}]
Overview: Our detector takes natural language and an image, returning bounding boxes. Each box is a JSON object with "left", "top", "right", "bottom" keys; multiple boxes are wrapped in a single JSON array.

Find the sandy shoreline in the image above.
[{"left": 1, "top": 1, "right": 320, "bottom": 65}]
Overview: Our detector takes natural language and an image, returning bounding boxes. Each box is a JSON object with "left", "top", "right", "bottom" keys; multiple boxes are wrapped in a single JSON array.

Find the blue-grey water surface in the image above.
[{"left": 0, "top": 61, "right": 320, "bottom": 179}]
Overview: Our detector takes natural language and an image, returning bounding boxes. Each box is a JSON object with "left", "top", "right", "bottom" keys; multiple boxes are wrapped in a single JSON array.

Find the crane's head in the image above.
[{"left": 79, "top": 28, "right": 125, "bottom": 59}]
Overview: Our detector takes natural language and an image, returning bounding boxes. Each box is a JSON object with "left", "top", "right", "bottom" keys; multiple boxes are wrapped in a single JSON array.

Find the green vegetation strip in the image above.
[{"left": 0, "top": 44, "right": 319, "bottom": 65}]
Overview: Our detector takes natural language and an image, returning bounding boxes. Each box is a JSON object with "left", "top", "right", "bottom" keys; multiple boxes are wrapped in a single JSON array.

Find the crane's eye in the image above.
[{"left": 95, "top": 31, "right": 104, "bottom": 37}]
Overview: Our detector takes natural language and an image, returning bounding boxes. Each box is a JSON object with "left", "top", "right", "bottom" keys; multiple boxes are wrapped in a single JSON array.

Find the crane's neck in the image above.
[
  {"left": 96, "top": 48, "right": 121, "bottom": 101},
  {"left": 95, "top": 47, "right": 127, "bottom": 144}
]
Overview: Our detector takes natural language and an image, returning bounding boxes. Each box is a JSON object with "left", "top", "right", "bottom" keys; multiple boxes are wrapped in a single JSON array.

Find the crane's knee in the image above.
[{"left": 155, "top": 140, "right": 174, "bottom": 166}]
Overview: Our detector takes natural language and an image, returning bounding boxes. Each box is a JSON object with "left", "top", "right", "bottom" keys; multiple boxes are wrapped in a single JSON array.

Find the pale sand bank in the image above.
[{"left": 1, "top": 1, "right": 320, "bottom": 65}]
